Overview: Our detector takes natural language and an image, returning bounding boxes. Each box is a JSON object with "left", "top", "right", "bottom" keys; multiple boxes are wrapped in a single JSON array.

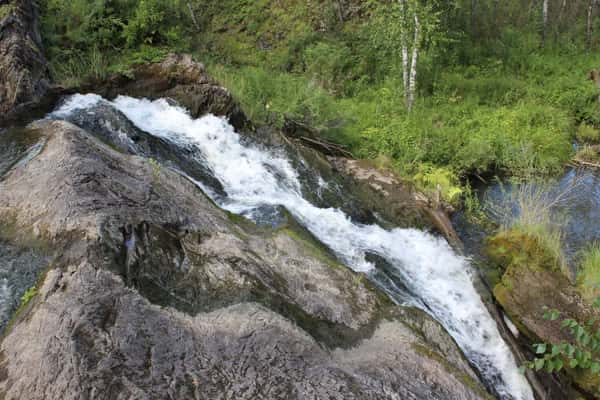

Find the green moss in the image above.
[
  {"left": 2, "top": 265, "right": 52, "bottom": 338},
  {"left": 486, "top": 230, "right": 564, "bottom": 275},
  {"left": 0, "top": 4, "right": 16, "bottom": 21}
]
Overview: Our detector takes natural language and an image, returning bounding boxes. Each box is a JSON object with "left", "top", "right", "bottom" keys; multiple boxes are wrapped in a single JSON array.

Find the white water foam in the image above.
[{"left": 52, "top": 94, "right": 534, "bottom": 400}]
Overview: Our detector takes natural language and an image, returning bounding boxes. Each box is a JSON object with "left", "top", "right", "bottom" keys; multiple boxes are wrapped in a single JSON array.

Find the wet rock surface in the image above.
[
  {"left": 0, "top": 0, "right": 50, "bottom": 123},
  {"left": 0, "top": 239, "right": 49, "bottom": 329},
  {"left": 0, "top": 118, "right": 491, "bottom": 399}
]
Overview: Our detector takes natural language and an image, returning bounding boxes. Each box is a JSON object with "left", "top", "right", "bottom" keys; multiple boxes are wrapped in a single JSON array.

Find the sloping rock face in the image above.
[
  {"left": 0, "top": 0, "right": 50, "bottom": 122},
  {"left": 0, "top": 118, "right": 492, "bottom": 399}
]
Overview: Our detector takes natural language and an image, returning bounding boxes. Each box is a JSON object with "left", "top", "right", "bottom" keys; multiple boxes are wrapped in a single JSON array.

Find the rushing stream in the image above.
[{"left": 51, "top": 94, "right": 534, "bottom": 400}]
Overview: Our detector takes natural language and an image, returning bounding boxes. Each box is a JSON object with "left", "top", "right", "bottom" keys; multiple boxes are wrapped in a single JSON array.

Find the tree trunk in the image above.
[
  {"left": 407, "top": 12, "right": 420, "bottom": 111},
  {"left": 555, "top": 0, "right": 567, "bottom": 42},
  {"left": 187, "top": 3, "right": 201, "bottom": 32},
  {"left": 542, "top": 0, "right": 549, "bottom": 46},
  {"left": 492, "top": 0, "right": 500, "bottom": 36},
  {"left": 587, "top": 0, "right": 595, "bottom": 50},
  {"left": 471, "top": 0, "right": 477, "bottom": 37},
  {"left": 398, "top": 0, "right": 409, "bottom": 105}
]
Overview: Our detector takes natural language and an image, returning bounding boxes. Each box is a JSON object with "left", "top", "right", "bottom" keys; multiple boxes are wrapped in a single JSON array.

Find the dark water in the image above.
[
  {"left": 454, "top": 167, "right": 600, "bottom": 273},
  {"left": 0, "top": 127, "right": 51, "bottom": 331}
]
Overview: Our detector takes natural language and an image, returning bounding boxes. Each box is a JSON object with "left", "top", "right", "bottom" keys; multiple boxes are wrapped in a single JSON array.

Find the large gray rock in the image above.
[
  {"left": 0, "top": 119, "right": 492, "bottom": 399},
  {"left": 0, "top": 0, "right": 50, "bottom": 122}
]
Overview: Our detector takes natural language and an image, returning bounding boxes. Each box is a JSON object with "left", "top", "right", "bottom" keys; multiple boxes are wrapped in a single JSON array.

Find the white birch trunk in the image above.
[
  {"left": 542, "top": 0, "right": 549, "bottom": 46},
  {"left": 407, "top": 12, "right": 420, "bottom": 111},
  {"left": 587, "top": 0, "right": 595, "bottom": 50},
  {"left": 398, "top": 0, "right": 409, "bottom": 105}
]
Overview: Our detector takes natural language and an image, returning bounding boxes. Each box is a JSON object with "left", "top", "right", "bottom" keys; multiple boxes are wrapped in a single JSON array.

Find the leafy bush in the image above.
[
  {"left": 413, "top": 164, "right": 463, "bottom": 205},
  {"left": 303, "top": 41, "right": 352, "bottom": 93},
  {"left": 522, "top": 298, "right": 600, "bottom": 375}
]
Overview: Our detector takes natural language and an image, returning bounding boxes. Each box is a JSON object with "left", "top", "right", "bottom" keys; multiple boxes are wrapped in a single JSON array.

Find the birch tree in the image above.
[
  {"left": 587, "top": 0, "right": 599, "bottom": 50},
  {"left": 369, "top": 0, "right": 441, "bottom": 111},
  {"left": 542, "top": 0, "right": 549, "bottom": 46}
]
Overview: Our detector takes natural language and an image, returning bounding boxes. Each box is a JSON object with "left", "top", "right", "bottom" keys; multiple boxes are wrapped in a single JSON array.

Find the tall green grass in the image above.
[
  {"left": 577, "top": 244, "right": 600, "bottom": 300},
  {"left": 485, "top": 182, "right": 574, "bottom": 272}
]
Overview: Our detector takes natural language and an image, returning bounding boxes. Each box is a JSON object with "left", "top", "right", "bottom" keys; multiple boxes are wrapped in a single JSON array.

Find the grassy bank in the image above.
[{"left": 38, "top": 0, "right": 600, "bottom": 203}]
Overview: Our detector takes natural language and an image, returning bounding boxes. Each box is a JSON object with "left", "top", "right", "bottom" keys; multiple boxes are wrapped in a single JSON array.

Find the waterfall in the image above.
[{"left": 51, "top": 94, "right": 534, "bottom": 400}]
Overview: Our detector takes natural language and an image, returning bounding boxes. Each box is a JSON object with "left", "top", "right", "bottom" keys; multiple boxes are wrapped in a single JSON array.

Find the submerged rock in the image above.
[
  {"left": 0, "top": 0, "right": 50, "bottom": 122},
  {"left": 0, "top": 119, "right": 491, "bottom": 399}
]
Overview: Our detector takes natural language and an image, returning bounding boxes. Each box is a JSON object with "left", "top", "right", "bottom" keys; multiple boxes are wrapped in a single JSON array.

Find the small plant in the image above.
[
  {"left": 575, "top": 145, "right": 600, "bottom": 163},
  {"left": 149, "top": 158, "right": 161, "bottom": 181},
  {"left": 20, "top": 286, "right": 38, "bottom": 307},
  {"left": 521, "top": 298, "right": 600, "bottom": 375},
  {"left": 576, "top": 123, "right": 600, "bottom": 144}
]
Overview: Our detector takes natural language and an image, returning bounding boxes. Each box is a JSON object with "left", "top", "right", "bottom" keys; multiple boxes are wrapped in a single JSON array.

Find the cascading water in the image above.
[{"left": 51, "top": 94, "right": 534, "bottom": 400}]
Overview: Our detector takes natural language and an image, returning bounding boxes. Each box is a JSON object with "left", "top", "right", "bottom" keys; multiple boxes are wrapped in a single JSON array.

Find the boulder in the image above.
[
  {"left": 0, "top": 119, "right": 491, "bottom": 399},
  {"left": 329, "top": 158, "right": 462, "bottom": 249},
  {"left": 0, "top": 0, "right": 50, "bottom": 122},
  {"left": 81, "top": 54, "right": 248, "bottom": 130}
]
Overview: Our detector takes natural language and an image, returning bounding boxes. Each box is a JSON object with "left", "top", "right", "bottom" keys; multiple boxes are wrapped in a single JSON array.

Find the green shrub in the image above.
[
  {"left": 522, "top": 298, "right": 600, "bottom": 377},
  {"left": 303, "top": 41, "right": 352, "bottom": 93},
  {"left": 413, "top": 164, "right": 463, "bottom": 205},
  {"left": 576, "top": 123, "right": 600, "bottom": 144}
]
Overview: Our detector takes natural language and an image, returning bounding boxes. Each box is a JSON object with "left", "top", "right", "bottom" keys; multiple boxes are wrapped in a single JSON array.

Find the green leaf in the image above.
[
  {"left": 591, "top": 362, "right": 600, "bottom": 374},
  {"left": 534, "top": 343, "right": 547, "bottom": 354},
  {"left": 570, "top": 358, "right": 579, "bottom": 368},
  {"left": 534, "top": 358, "right": 545, "bottom": 371},
  {"left": 554, "top": 359, "right": 564, "bottom": 372}
]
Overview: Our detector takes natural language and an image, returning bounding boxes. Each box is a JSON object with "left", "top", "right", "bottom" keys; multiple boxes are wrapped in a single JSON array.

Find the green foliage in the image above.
[
  {"left": 413, "top": 164, "right": 463, "bottom": 205},
  {"left": 575, "top": 146, "right": 600, "bottom": 163},
  {"left": 303, "top": 41, "right": 352, "bottom": 93},
  {"left": 209, "top": 64, "right": 342, "bottom": 130},
  {"left": 521, "top": 299, "right": 600, "bottom": 376},
  {"left": 0, "top": 4, "right": 16, "bottom": 20},
  {"left": 39, "top": 0, "right": 191, "bottom": 85},
  {"left": 576, "top": 123, "right": 600, "bottom": 144},
  {"left": 577, "top": 244, "right": 600, "bottom": 300},
  {"left": 122, "top": 0, "right": 187, "bottom": 47},
  {"left": 20, "top": 286, "right": 37, "bottom": 307}
]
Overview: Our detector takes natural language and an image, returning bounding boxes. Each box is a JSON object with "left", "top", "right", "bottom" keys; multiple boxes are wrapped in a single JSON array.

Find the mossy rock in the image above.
[{"left": 487, "top": 230, "right": 600, "bottom": 396}]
